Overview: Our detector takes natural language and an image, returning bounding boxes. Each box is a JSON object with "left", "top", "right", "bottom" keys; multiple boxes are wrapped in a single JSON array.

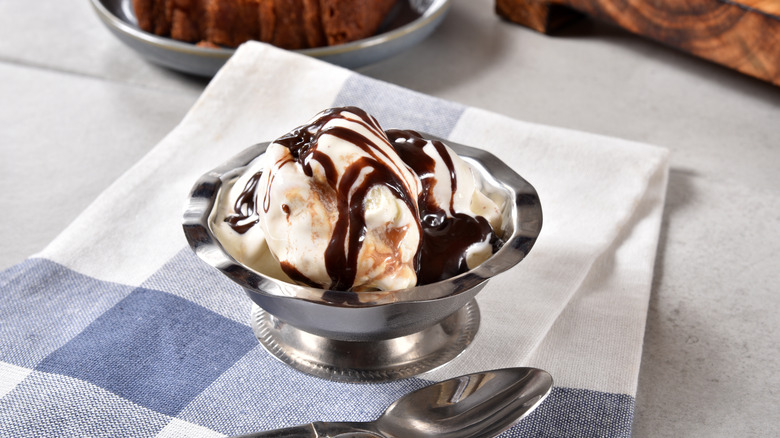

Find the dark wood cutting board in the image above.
[{"left": 496, "top": 0, "right": 780, "bottom": 86}]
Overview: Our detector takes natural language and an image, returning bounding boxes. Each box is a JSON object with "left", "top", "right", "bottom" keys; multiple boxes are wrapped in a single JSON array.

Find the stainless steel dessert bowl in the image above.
[{"left": 183, "top": 133, "right": 542, "bottom": 381}]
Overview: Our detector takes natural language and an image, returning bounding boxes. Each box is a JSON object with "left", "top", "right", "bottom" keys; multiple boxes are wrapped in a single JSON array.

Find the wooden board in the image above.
[{"left": 496, "top": 0, "right": 780, "bottom": 86}]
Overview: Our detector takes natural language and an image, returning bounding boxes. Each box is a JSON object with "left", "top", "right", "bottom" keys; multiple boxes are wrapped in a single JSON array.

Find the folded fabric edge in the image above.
[
  {"left": 522, "top": 144, "right": 672, "bottom": 360},
  {"left": 33, "top": 42, "right": 352, "bottom": 286},
  {"left": 522, "top": 156, "right": 671, "bottom": 396},
  {"left": 422, "top": 107, "right": 671, "bottom": 384}
]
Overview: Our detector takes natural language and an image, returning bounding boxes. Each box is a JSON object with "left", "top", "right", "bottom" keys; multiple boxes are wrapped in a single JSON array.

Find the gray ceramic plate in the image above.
[{"left": 90, "top": 0, "right": 452, "bottom": 77}]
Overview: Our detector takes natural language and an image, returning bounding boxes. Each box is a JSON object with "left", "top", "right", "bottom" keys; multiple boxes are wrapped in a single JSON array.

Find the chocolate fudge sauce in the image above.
[
  {"left": 225, "top": 171, "right": 263, "bottom": 234},
  {"left": 388, "top": 129, "right": 500, "bottom": 284}
]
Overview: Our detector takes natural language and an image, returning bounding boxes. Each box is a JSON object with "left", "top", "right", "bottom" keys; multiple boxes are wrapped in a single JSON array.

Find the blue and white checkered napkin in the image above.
[{"left": 0, "top": 42, "right": 669, "bottom": 437}]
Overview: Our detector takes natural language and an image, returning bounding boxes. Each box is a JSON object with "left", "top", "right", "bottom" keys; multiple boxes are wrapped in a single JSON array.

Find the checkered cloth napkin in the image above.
[{"left": 0, "top": 42, "right": 669, "bottom": 437}]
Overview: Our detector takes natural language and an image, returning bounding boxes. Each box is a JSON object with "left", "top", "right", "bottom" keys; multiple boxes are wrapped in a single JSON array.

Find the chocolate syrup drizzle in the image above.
[
  {"left": 388, "top": 129, "right": 501, "bottom": 285},
  {"left": 225, "top": 171, "right": 263, "bottom": 234},
  {"left": 226, "top": 107, "right": 500, "bottom": 291}
]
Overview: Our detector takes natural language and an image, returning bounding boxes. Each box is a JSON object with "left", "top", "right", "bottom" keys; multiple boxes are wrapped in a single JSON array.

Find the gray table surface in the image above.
[{"left": 1, "top": 0, "right": 778, "bottom": 436}]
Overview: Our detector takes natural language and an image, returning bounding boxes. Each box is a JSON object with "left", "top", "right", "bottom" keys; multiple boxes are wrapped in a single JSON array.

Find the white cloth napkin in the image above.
[{"left": 1, "top": 42, "right": 668, "bottom": 437}]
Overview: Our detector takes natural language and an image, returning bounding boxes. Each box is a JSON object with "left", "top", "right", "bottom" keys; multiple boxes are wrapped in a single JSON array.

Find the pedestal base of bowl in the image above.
[{"left": 250, "top": 299, "right": 480, "bottom": 382}]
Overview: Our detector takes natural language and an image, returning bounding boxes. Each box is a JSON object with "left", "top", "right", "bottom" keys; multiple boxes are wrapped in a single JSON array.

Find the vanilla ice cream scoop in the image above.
[{"left": 214, "top": 107, "right": 504, "bottom": 292}]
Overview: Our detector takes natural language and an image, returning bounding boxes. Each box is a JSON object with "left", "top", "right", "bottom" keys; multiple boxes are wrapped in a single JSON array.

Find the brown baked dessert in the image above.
[{"left": 133, "top": 0, "right": 398, "bottom": 49}]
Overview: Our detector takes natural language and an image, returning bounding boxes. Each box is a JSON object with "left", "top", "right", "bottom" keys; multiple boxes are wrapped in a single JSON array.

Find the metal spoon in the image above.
[{"left": 232, "top": 367, "right": 553, "bottom": 438}]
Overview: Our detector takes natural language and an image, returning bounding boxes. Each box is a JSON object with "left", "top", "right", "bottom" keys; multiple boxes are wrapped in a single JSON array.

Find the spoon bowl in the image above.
[{"left": 232, "top": 367, "right": 553, "bottom": 438}]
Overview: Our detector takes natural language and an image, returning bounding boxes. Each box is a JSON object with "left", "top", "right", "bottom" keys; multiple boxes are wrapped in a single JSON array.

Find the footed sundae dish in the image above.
[{"left": 184, "top": 107, "right": 542, "bottom": 382}]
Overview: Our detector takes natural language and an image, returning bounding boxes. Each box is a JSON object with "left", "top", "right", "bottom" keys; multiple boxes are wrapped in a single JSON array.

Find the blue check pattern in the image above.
[{"left": 0, "top": 74, "right": 635, "bottom": 437}]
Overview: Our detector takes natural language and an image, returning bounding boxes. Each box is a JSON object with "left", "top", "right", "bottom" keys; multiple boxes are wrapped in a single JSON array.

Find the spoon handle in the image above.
[{"left": 230, "top": 421, "right": 382, "bottom": 438}]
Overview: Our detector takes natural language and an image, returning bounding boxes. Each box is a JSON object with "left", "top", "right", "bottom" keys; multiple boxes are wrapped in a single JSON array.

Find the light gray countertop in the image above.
[{"left": 1, "top": 0, "right": 778, "bottom": 436}]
